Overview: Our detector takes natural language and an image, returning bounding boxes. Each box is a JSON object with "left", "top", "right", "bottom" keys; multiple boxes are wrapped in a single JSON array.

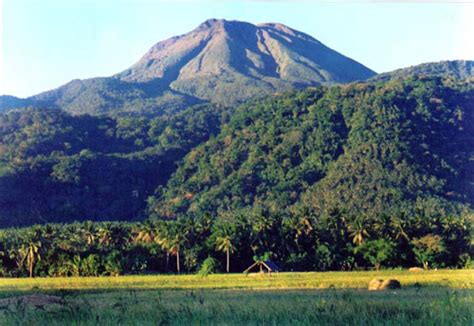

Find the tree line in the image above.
[{"left": 0, "top": 209, "right": 471, "bottom": 278}]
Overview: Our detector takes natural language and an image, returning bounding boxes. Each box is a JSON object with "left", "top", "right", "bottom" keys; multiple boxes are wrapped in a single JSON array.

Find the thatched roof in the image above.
[{"left": 243, "top": 260, "right": 280, "bottom": 273}]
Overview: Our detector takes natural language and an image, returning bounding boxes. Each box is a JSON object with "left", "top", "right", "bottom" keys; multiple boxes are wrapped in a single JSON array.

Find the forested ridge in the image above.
[
  {"left": 0, "top": 104, "right": 227, "bottom": 226},
  {"left": 371, "top": 60, "right": 474, "bottom": 83},
  {"left": 153, "top": 76, "right": 474, "bottom": 217},
  {"left": 0, "top": 76, "right": 473, "bottom": 276}
]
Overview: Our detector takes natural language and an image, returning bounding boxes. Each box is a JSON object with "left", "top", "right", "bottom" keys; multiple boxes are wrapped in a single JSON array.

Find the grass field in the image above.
[{"left": 0, "top": 270, "right": 472, "bottom": 325}]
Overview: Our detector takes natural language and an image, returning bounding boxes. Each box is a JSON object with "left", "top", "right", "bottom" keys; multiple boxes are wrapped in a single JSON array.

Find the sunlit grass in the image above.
[
  {"left": 0, "top": 270, "right": 472, "bottom": 325},
  {"left": 0, "top": 269, "right": 472, "bottom": 293}
]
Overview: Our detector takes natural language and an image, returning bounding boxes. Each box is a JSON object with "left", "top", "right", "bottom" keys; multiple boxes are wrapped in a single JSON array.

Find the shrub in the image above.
[{"left": 198, "top": 257, "right": 217, "bottom": 276}]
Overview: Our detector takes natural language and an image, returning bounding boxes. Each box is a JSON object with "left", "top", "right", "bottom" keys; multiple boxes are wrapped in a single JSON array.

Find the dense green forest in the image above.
[
  {"left": 0, "top": 211, "right": 471, "bottom": 277},
  {"left": 371, "top": 60, "right": 473, "bottom": 82},
  {"left": 0, "top": 76, "right": 473, "bottom": 275},
  {"left": 153, "top": 77, "right": 473, "bottom": 218},
  {"left": 0, "top": 104, "right": 227, "bottom": 226}
]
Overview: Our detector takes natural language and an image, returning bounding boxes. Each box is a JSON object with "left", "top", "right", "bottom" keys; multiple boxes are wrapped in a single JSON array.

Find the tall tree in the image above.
[
  {"left": 19, "top": 230, "right": 43, "bottom": 278},
  {"left": 215, "top": 235, "right": 235, "bottom": 273},
  {"left": 156, "top": 220, "right": 187, "bottom": 273}
]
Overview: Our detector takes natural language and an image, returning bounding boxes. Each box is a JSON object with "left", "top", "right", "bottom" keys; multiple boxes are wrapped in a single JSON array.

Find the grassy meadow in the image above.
[{"left": 0, "top": 270, "right": 472, "bottom": 325}]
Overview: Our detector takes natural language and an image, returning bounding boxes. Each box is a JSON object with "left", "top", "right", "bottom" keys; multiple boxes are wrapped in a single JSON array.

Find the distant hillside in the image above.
[
  {"left": 0, "top": 104, "right": 225, "bottom": 227},
  {"left": 0, "top": 19, "right": 375, "bottom": 116},
  {"left": 0, "top": 96, "right": 36, "bottom": 113},
  {"left": 372, "top": 60, "right": 474, "bottom": 82},
  {"left": 29, "top": 78, "right": 203, "bottom": 116},
  {"left": 1, "top": 76, "right": 473, "bottom": 228},
  {"left": 151, "top": 76, "right": 474, "bottom": 223}
]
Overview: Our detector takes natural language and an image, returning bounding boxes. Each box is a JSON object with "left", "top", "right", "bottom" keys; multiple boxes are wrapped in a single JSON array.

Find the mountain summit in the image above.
[
  {"left": 2, "top": 19, "right": 376, "bottom": 115},
  {"left": 118, "top": 19, "right": 375, "bottom": 92}
]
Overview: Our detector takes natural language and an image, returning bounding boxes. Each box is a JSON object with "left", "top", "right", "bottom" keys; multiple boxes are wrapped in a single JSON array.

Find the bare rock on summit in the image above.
[
  {"left": 117, "top": 19, "right": 376, "bottom": 105},
  {"left": 5, "top": 19, "right": 374, "bottom": 116},
  {"left": 120, "top": 19, "right": 375, "bottom": 85},
  {"left": 2, "top": 19, "right": 474, "bottom": 117}
]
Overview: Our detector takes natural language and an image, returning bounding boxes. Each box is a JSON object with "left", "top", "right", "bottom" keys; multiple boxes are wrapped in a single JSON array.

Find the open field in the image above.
[{"left": 0, "top": 270, "right": 472, "bottom": 325}]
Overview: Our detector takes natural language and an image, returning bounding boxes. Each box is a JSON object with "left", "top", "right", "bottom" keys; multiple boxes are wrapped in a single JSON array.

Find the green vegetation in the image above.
[
  {"left": 0, "top": 215, "right": 470, "bottom": 278},
  {"left": 0, "top": 270, "right": 472, "bottom": 292},
  {"left": 0, "top": 271, "right": 472, "bottom": 325},
  {"left": 154, "top": 76, "right": 474, "bottom": 220},
  {"left": 371, "top": 60, "right": 473, "bottom": 82},
  {"left": 0, "top": 104, "right": 226, "bottom": 226},
  {"left": 354, "top": 239, "right": 395, "bottom": 271},
  {"left": 29, "top": 77, "right": 204, "bottom": 116},
  {"left": 153, "top": 76, "right": 474, "bottom": 272},
  {"left": 411, "top": 234, "right": 447, "bottom": 270},
  {"left": 0, "top": 76, "right": 473, "bottom": 275}
]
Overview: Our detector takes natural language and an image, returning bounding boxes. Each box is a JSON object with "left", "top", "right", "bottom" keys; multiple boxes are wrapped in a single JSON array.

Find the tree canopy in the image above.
[{"left": 0, "top": 76, "right": 472, "bottom": 275}]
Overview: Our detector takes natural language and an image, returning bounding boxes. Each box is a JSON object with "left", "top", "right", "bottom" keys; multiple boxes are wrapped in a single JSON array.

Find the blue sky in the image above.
[{"left": 1, "top": 0, "right": 473, "bottom": 98}]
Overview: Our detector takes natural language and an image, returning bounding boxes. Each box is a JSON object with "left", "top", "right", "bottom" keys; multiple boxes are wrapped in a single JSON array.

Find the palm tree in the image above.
[
  {"left": 294, "top": 215, "right": 314, "bottom": 246},
  {"left": 19, "top": 231, "right": 42, "bottom": 278},
  {"left": 98, "top": 223, "right": 113, "bottom": 248},
  {"left": 56, "top": 224, "right": 80, "bottom": 251},
  {"left": 390, "top": 216, "right": 409, "bottom": 241},
  {"left": 82, "top": 221, "right": 97, "bottom": 247},
  {"left": 348, "top": 217, "right": 370, "bottom": 245},
  {"left": 134, "top": 220, "right": 156, "bottom": 244},
  {"left": 156, "top": 221, "right": 186, "bottom": 274},
  {"left": 215, "top": 235, "right": 235, "bottom": 273},
  {"left": 250, "top": 212, "right": 276, "bottom": 254},
  {"left": 108, "top": 223, "right": 131, "bottom": 250},
  {"left": 155, "top": 222, "right": 172, "bottom": 272},
  {"left": 172, "top": 240, "right": 181, "bottom": 274}
]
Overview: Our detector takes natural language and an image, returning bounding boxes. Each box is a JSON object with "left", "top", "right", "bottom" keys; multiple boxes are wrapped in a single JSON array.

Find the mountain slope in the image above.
[
  {"left": 0, "top": 104, "right": 225, "bottom": 227},
  {"left": 29, "top": 77, "right": 203, "bottom": 116},
  {"left": 150, "top": 77, "right": 474, "bottom": 221},
  {"left": 0, "top": 19, "right": 375, "bottom": 116},
  {"left": 118, "top": 19, "right": 375, "bottom": 105},
  {"left": 1, "top": 76, "right": 473, "bottom": 227},
  {"left": 372, "top": 60, "right": 474, "bottom": 82},
  {"left": 0, "top": 96, "right": 36, "bottom": 113}
]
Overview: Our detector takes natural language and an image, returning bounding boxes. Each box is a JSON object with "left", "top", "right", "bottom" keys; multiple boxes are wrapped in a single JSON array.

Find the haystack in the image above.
[{"left": 368, "top": 278, "right": 401, "bottom": 291}]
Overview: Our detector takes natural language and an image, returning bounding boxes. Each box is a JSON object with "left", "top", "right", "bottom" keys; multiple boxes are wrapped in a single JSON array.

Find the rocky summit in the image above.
[
  {"left": 1, "top": 19, "right": 375, "bottom": 116},
  {"left": 118, "top": 19, "right": 376, "bottom": 99}
]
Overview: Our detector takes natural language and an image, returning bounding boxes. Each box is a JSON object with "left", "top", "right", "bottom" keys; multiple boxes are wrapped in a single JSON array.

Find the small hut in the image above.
[{"left": 243, "top": 260, "right": 280, "bottom": 274}]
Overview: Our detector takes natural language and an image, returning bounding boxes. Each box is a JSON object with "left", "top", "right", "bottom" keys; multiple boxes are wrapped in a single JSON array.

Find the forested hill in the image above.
[
  {"left": 0, "top": 104, "right": 227, "bottom": 227},
  {"left": 0, "top": 76, "right": 473, "bottom": 228},
  {"left": 151, "top": 76, "right": 474, "bottom": 222},
  {"left": 372, "top": 60, "right": 474, "bottom": 82}
]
